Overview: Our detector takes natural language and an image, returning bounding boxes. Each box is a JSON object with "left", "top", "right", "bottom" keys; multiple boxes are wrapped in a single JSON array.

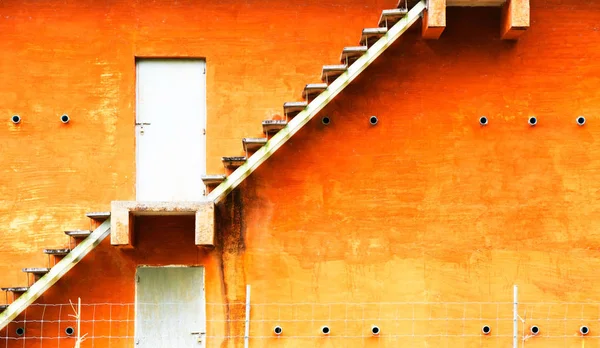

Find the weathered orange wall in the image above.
[
  {"left": 2, "top": 0, "right": 600, "bottom": 347},
  {"left": 0, "top": 0, "right": 390, "bottom": 287}
]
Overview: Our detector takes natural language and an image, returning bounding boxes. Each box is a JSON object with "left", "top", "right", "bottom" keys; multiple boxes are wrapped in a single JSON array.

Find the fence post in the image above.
[
  {"left": 513, "top": 285, "right": 518, "bottom": 348},
  {"left": 244, "top": 285, "right": 251, "bottom": 348}
]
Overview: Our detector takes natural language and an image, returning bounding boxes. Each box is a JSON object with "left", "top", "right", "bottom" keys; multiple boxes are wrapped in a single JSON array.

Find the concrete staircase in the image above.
[
  {"left": 0, "top": 212, "right": 110, "bottom": 330},
  {"left": 0, "top": 0, "right": 429, "bottom": 332},
  {"left": 202, "top": 1, "right": 427, "bottom": 202}
]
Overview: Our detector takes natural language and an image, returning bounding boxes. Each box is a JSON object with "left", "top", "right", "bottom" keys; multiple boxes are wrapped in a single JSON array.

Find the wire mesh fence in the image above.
[{"left": 1, "top": 299, "right": 600, "bottom": 347}]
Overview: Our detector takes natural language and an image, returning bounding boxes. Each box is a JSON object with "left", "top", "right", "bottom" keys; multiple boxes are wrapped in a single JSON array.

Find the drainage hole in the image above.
[
  {"left": 482, "top": 325, "right": 491, "bottom": 335},
  {"left": 16, "top": 327, "right": 24, "bottom": 336},
  {"left": 322, "top": 116, "right": 330, "bottom": 125},
  {"left": 531, "top": 325, "right": 540, "bottom": 335},
  {"left": 529, "top": 117, "right": 537, "bottom": 126},
  {"left": 369, "top": 116, "right": 378, "bottom": 125},
  {"left": 479, "top": 116, "right": 488, "bottom": 126}
]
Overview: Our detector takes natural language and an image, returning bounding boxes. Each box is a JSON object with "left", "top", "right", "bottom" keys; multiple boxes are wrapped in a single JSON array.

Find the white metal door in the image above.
[
  {"left": 135, "top": 266, "right": 206, "bottom": 347},
  {"left": 136, "top": 59, "right": 206, "bottom": 201}
]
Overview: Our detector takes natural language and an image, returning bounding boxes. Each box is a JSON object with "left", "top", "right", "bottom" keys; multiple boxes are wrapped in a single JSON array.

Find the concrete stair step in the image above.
[
  {"left": 340, "top": 46, "right": 368, "bottom": 64},
  {"left": 283, "top": 101, "right": 308, "bottom": 117},
  {"left": 302, "top": 83, "right": 328, "bottom": 99},
  {"left": 321, "top": 65, "right": 348, "bottom": 83},
  {"left": 262, "top": 120, "right": 287, "bottom": 134},
  {"left": 222, "top": 156, "right": 246, "bottom": 169},
  {"left": 1, "top": 287, "right": 28, "bottom": 293},
  {"left": 242, "top": 138, "right": 267, "bottom": 153},
  {"left": 22, "top": 268, "right": 51, "bottom": 275},
  {"left": 65, "top": 230, "right": 91, "bottom": 238},
  {"left": 360, "top": 27, "right": 388, "bottom": 46},
  {"left": 43, "top": 248, "right": 70, "bottom": 256},
  {"left": 86, "top": 212, "right": 110, "bottom": 221},
  {"left": 201, "top": 174, "right": 227, "bottom": 186},
  {"left": 378, "top": 8, "right": 408, "bottom": 27}
]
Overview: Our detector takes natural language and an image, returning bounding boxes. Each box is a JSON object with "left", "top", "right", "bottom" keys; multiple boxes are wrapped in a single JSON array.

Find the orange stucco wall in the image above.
[
  {"left": 2, "top": 0, "right": 600, "bottom": 347},
  {"left": 0, "top": 0, "right": 390, "bottom": 286}
]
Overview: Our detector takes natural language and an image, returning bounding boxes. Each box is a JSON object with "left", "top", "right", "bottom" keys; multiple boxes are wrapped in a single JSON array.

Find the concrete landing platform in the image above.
[{"left": 111, "top": 201, "right": 215, "bottom": 247}]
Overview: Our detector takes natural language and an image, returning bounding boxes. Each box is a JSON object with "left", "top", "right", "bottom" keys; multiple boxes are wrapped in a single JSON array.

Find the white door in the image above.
[
  {"left": 135, "top": 266, "right": 206, "bottom": 347},
  {"left": 136, "top": 59, "right": 206, "bottom": 201}
]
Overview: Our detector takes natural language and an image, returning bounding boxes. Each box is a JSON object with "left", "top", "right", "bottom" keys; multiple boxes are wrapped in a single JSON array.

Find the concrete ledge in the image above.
[
  {"left": 422, "top": 0, "right": 446, "bottom": 39},
  {"left": 111, "top": 201, "right": 215, "bottom": 247},
  {"left": 501, "top": 0, "right": 529, "bottom": 40}
]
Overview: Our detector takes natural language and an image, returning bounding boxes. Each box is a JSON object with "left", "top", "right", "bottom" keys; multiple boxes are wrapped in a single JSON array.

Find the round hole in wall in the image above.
[
  {"left": 369, "top": 116, "right": 378, "bottom": 125},
  {"left": 15, "top": 327, "right": 24, "bottom": 336},
  {"left": 273, "top": 326, "right": 282, "bottom": 335},
  {"left": 321, "top": 326, "right": 330, "bottom": 335},
  {"left": 322, "top": 116, "right": 331, "bottom": 125},
  {"left": 528, "top": 117, "right": 537, "bottom": 126},
  {"left": 65, "top": 327, "right": 75, "bottom": 336},
  {"left": 577, "top": 116, "right": 586, "bottom": 126},
  {"left": 482, "top": 325, "right": 491, "bottom": 335},
  {"left": 479, "top": 116, "right": 488, "bottom": 126},
  {"left": 11, "top": 115, "right": 21, "bottom": 124},
  {"left": 580, "top": 326, "right": 589, "bottom": 336},
  {"left": 61, "top": 114, "right": 70, "bottom": 124},
  {"left": 530, "top": 325, "right": 540, "bottom": 336},
  {"left": 371, "top": 325, "right": 380, "bottom": 336}
]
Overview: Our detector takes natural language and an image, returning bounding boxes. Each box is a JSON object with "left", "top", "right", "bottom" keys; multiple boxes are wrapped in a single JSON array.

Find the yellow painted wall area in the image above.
[{"left": 2, "top": 0, "right": 600, "bottom": 347}]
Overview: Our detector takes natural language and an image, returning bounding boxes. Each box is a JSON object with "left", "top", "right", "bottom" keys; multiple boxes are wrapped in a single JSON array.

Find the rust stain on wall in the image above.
[{"left": 214, "top": 189, "right": 248, "bottom": 347}]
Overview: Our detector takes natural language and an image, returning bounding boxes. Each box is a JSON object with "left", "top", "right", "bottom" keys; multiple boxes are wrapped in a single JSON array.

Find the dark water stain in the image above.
[{"left": 215, "top": 188, "right": 247, "bottom": 347}]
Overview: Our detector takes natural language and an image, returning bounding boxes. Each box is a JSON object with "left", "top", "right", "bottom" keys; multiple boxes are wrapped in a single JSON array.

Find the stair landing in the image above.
[{"left": 110, "top": 201, "right": 215, "bottom": 248}]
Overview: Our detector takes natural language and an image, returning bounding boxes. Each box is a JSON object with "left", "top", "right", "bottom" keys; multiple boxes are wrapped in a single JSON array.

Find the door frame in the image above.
[
  {"left": 134, "top": 265, "right": 207, "bottom": 346},
  {"left": 133, "top": 56, "right": 208, "bottom": 201}
]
